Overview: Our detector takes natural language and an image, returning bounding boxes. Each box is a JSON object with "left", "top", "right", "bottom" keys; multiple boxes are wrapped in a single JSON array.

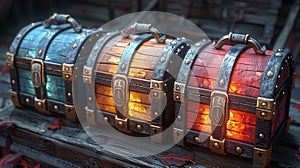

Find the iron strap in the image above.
[
  {"left": 210, "top": 44, "right": 249, "bottom": 140},
  {"left": 150, "top": 38, "right": 190, "bottom": 126},
  {"left": 8, "top": 22, "right": 43, "bottom": 94},
  {"left": 113, "top": 33, "right": 154, "bottom": 120},
  {"left": 255, "top": 49, "right": 293, "bottom": 148},
  {"left": 173, "top": 40, "right": 210, "bottom": 145},
  {"left": 33, "top": 25, "right": 71, "bottom": 100},
  {"left": 116, "top": 33, "right": 153, "bottom": 75}
]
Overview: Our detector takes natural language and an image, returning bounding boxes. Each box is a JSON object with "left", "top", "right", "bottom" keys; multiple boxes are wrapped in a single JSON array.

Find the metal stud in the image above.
[
  {"left": 72, "top": 43, "right": 78, "bottom": 49},
  {"left": 272, "top": 112, "right": 276, "bottom": 116},
  {"left": 194, "top": 137, "right": 201, "bottom": 143},
  {"left": 185, "top": 59, "right": 191, "bottom": 64},
  {"left": 65, "top": 74, "right": 70, "bottom": 79},
  {"left": 94, "top": 46, "right": 99, "bottom": 51},
  {"left": 261, "top": 102, "right": 267, "bottom": 107},
  {"left": 118, "top": 121, "right": 124, "bottom": 126},
  {"left": 153, "top": 92, "right": 158, "bottom": 97},
  {"left": 16, "top": 34, "right": 22, "bottom": 39},
  {"left": 177, "top": 115, "right": 182, "bottom": 120},
  {"left": 261, "top": 112, "right": 266, "bottom": 117},
  {"left": 136, "top": 124, "right": 143, "bottom": 131},
  {"left": 235, "top": 146, "right": 243, "bottom": 154},
  {"left": 171, "top": 41, "right": 177, "bottom": 45},
  {"left": 219, "top": 79, "right": 225, "bottom": 86},
  {"left": 37, "top": 50, "right": 43, "bottom": 56},
  {"left": 154, "top": 112, "right": 159, "bottom": 117},
  {"left": 182, "top": 37, "right": 186, "bottom": 40},
  {"left": 67, "top": 92, "right": 72, "bottom": 97},
  {"left": 153, "top": 83, "right": 159, "bottom": 88},
  {"left": 37, "top": 102, "right": 42, "bottom": 107},
  {"left": 104, "top": 117, "right": 109, "bottom": 122},
  {"left": 53, "top": 105, "right": 59, "bottom": 111},
  {"left": 88, "top": 97, "right": 92, "bottom": 101},
  {"left": 121, "top": 64, "right": 126, "bottom": 71},
  {"left": 160, "top": 57, "right": 166, "bottom": 63},
  {"left": 25, "top": 98, "right": 30, "bottom": 104},
  {"left": 176, "top": 85, "right": 180, "bottom": 90},
  {"left": 278, "top": 75, "right": 281, "bottom": 79},
  {"left": 259, "top": 133, "right": 265, "bottom": 139},
  {"left": 277, "top": 48, "right": 283, "bottom": 52},
  {"left": 195, "top": 43, "right": 200, "bottom": 47},
  {"left": 281, "top": 67, "right": 284, "bottom": 70},
  {"left": 11, "top": 80, "right": 16, "bottom": 85},
  {"left": 275, "top": 52, "right": 282, "bottom": 57},
  {"left": 175, "top": 95, "right": 180, "bottom": 100},
  {"left": 283, "top": 91, "right": 285, "bottom": 95},
  {"left": 275, "top": 85, "right": 278, "bottom": 88},
  {"left": 267, "top": 71, "right": 274, "bottom": 78},
  {"left": 170, "top": 60, "right": 173, "bottom": 64},
  {"left": 213, "top": 142, "right": 220, "bottom": 149}
]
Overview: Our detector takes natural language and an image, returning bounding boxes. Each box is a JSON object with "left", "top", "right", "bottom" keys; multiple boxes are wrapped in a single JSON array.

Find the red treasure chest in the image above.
[{"left": 173, "top": 33, "right": 295, "bottom": 167}]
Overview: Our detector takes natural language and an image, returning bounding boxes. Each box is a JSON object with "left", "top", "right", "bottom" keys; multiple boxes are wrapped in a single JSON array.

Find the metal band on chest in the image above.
[
  {"left": 209, "top": 44, "right": 249, "bottom": 154},
  {"left": 173, "top": 39, "right": 210, "bottom": 145},
  {"left": 113, "top": 34, "right": 154, "bottom": 132},
  {"left": 7, "top": 22, "right": 43, "bottom": 108},
  {"left": 150, "top": 38, "right": 190, "bottom": 138},
  {"left": 83, "top": 32, "right": 120, "bottom": 125}
]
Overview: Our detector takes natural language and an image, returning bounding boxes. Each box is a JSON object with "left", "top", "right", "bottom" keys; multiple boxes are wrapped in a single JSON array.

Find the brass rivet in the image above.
[
  {"left": 219, "top": 79, "right": 225, "bottom": 86},
  {"left": 72, "top": 43, "right": 78, "bottom": 49},
  {"left": 177, "top": 115, "right": 182, "bottom": 120},
  {"left": 261, "top": 102, "right": 267, "bottom": 107},
  {"left": 65, "top": 67, "right": 69, "bottom": 71},
  {"left": 37, "top": 50, "right": 43, "bottom": 56},
  {"left": 136, "top": 124, "right": 143, "bottom": 131},
  {"left": 213, "top": 142, "right": 220, "bottom": 149},
  {"left": 65, "top": 74, "right": 70, "bottom": 79},
  {"left": 272, "top": 112, "right": 276, "bottom": 115},
  {"left": 259, "top": 133, "right": 265, "bottom": 139},
  {"left": 275, "top": 52, "right": 282, "bottom": 57},
  {"left": 153, "top": 92, "right": 158, "bottom": 97},
  {"left": 275, "top": 85, "right": 278, "bottom": 88},
  {"left": 154, "top": 112, "right": 159, "bottom": 117},
  {"left": 164, "top": 83, "right": 167, "bottom": 87},
  {"left": 170, "top": 60, "right": 173, "bottom": 64},
  {"left": 277, "top": 48, "right": 283, "bottom": 52},
  {"left": 194, "top": 137, "right": 201, "bottom": 143},
  {"left": 176, "top": 86, "right": 180, "bottom": 90},
  {"left": 160, "top": 57, "right": 166, "bottom": 63},
  {"left": 267, "top": 71, "right": 274, "bottom": 78},
  {"left": 171, "top": 41, "right": 177, "bottom": 45},
  {"left": 88, "top": 97, "right": 92, "bottom": 101},
  {"left": 278, "top": 75, "right": 281, "bottom": 79},
  {"left": 185, "top": 59, "right": 191, "bottom": 64},
  {"left": 118, "top": 121, "right": 123, "bottom": 127},
  {"left": 153, "top": 83, "right": 159, "bottom": 88},
  {"left": 261, "top": 112, "right": 266, "bottom": 117},
  {"left": 67, "top": 92, "right": 72, "bottom": 97},
  {"left": 235, "top": 146, "right": 243, "bottom": 154},
  {"left": 11, "top": 80, "right": 16, "bottom": 85},
  {"left": 175, "top": 95, "right": 180, "bottom": 100},
  {"left": 25, "top": 98, "right": 30, "bottom": 104},
  {"left": 37, "top": 102, "right": 42, "bottom": 107},
  {"left": 121, "top": 64, "right": 126, "bottom": 71},
  {"left": 16, "top": 34, "right": 22, "bottom": 39},
  {"left": 53, "top": 105, "right": 59, "bottom": 111},
  {"left": 104, "top": 117, "right": 109, "bottom": 122},
  {"left": 285, "top": 59, "right": 288, "bottom": 63}
]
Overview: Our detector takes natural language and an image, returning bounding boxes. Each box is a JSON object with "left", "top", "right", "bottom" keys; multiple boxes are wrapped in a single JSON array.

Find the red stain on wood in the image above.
[
  {"left": 295, "top": 73, "right": 300, "bottom": 79},
  {"left": 159, "top": 150, "right": 195, "bottom": 166},
  {"left": 0, "top": 66, "right": 9, "bottom": 74},
  {"left": 293, "top": 103, "right": 300, "bottom": 112},
  {"left": 47, "top": 118, "right": 63, "bottom": 130}
]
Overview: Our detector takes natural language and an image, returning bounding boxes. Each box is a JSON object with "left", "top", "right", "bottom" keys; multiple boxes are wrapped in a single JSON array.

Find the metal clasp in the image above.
[
  {"left": 31, "top": 59, "right": 45, "bottom": 88},
  {"left": 83, "top": 66, "right": 93, "bottom": 85},
  {"left": 62, "top": 63, "right": 74, "bottom": 81},
  {"left": 256, "top": 97, "right": 275, "bottom": 120},
  {"left": 209, "top": 90, "right": 229, "bottom": 127},
  {"left": 6, "top": 52, "right": 15, "bottom": 69},
  {"left": 173, "top": 82, "right": 186, "bottom": 103},
  {"left": 210, "top": 136, "right": 226, "bottom": 155},
  {"left": 34, "top": 97, "right": 49, "bottom": 114},
  {"left": 115, "top": 116, "right": 130, "bottom": 133}
]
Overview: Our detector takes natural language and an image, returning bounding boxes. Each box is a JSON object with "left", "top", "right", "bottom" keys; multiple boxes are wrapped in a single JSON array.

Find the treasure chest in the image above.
[
  {"left": 173, "top": 33, "right": 295, "bottom": 167},
  {"left": 6, "top": 14, "right": 100, "bottom": 121},
  {"left": 82, "top": 23, "right": 190, "bottom": 142}
]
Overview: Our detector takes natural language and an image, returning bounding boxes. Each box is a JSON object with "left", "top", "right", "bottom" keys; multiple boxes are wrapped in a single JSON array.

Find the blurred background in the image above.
[{"left": 0, "top": 0, "right": 299, "bottom": 101}]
